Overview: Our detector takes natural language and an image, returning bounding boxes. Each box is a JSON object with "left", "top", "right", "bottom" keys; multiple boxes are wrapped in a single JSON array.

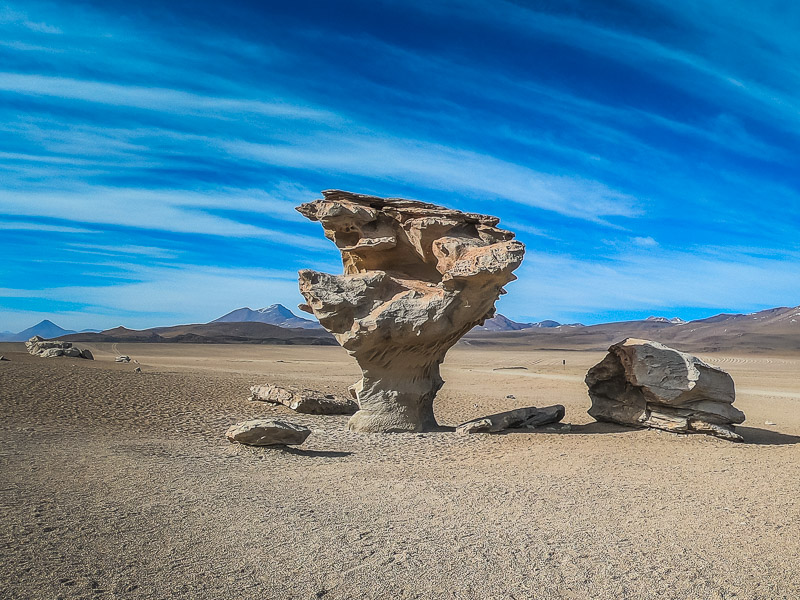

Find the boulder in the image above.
[
  {"left": 35, "top": 340, "right": 72, "bottom": 350},
  {"left": 225, "top": 419, "right": 311, "bottom": 446},
  {"left": 456, "top": 405, "right": 566, "bottom": 434},
  {"left": 0, "top": 356, "right": 7, "bottom": 361},
  {"left": 249, "top": 384, "right": 357, "bottom": 415},
  {"left": 25, "top": 336, "right": 92, "bottom": 359},
  {"left": 585, "top": 338, "right": 745, "bottom": 441},
  {"left": 39, "top": 348, "right": 65, "bottom": 358},
  {"left": 80, "top": 349, "right": 94, "bottom": 360},
  {"left": 115, "top": 356, "right": 131, "bottom": 363},
  {"left": 296, "top": 190, "right": 525, "bottom": 433}
]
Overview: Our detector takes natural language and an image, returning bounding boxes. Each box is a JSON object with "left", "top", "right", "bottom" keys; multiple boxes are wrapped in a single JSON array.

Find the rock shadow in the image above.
[
  {"left": 281, "top": 447, "right": 354, "bottom": 458},
  {"left": 488, "top": 422, "right": 635, "bottom": 435},
  {"left": 737, "top": 426, "right": 800, "bottom": 446}
]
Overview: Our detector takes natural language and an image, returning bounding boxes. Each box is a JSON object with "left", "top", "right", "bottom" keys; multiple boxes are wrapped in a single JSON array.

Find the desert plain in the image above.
[{"left": 2, "top": 340, "right": 800, "bottom": 599}]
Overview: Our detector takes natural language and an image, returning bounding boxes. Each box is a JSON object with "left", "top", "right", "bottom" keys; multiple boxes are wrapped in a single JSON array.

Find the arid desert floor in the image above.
[{"left": 2, "top": 341, "right": 800, "bottom": 599}]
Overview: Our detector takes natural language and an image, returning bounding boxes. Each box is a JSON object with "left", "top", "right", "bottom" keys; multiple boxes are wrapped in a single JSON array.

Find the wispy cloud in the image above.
[
  {"left": 0, "top": 220, "right": 98, "bottom": 234},
  {"left": 0, "top": 187, "right": 327, "bottom": 247},
  {"left": 0, "top": 73, "right": 340, "bottom": 122}
]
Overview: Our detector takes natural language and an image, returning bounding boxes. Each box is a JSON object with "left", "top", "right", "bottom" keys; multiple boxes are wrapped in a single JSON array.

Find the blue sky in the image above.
[{"left": 2, "top": 0, "right": 799, "bottom": 331}]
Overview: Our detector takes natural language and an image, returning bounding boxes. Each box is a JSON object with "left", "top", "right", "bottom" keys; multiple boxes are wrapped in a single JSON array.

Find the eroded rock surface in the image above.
[
  {"left": 225, "top": 419, "right": 311, "bottom": 446},
  {"left": 249, "top": 384, "right": 358, "bottom": 415},
  {"left": 586, "top": 338, "right": 745, "bottom": 441},
  {"left": 297, "top": 190, "right": 524, "bottom": 432},
  {"left": 25, "top": 336, "right": 93, "bottom": 360},
  {"left": 456, "top": 405, "right": 565, "bottom": 434}
]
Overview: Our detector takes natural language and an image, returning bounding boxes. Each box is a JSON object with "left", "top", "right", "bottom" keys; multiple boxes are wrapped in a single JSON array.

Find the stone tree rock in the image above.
[
  {"left": 296, "top": 190, "right": 525, "bottom": 433},
  {"left": 585, "top": 338, "right": 746, "bottom": 441}
]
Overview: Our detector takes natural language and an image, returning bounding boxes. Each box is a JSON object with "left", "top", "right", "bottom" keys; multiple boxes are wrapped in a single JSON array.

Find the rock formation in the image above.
[
  {"left": 249, "top": 384, "right": 358, "bottom": 415},
  {"left": 585, "top": 338, "right": 745, "bottom": 441},
  {"left": 297, "top": 190, "right": 525, "bottom": 433},
  {"left": 225, "top": 419, "right": 311, "bottom": 446},
  {"left": 456, "top": 405, "right": 566, "bottom": 434},
  {"left": 25, "top": 336, "right": 93, "bottom": 359}
]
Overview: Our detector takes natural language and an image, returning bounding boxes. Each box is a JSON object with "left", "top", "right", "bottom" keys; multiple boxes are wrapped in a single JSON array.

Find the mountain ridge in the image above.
[{"left": 211, "top": 304, "right": 321, "bottom": 329}]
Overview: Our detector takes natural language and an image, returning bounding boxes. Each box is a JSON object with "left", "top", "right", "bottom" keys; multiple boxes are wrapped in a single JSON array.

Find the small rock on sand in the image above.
[
  {"left": 457, "top": 405, "right": 566, "bottom": 434},
  {"left": 0, "top": 355, "right": 7, "bottom": 361},
  {"left": 249, "top": 384, "right": 357, "bottom": 415},
  {"left": 115, "top": 356, "right": 131, "bottom": 363},
  {"left": 226, "top": 419, "right": 311, "bottom": 446}
]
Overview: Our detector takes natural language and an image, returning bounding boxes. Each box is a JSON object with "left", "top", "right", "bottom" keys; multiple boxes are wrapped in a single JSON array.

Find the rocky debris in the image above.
[
  {"left": 225, "top": 419, "right": 311, "bottom": 446},
  {"left": 25, "top": 336, "right": 93, "bottom": 359},
  {"left": 80, "top": 349, "right": 94, "bottom": 360},
  {"left": 134, "top": 367, "right": 142, "bottom": 373},
  {"left": 297, "top": 190, "right": 525, "bottom": 433},
  {"left": 456, "top": 405, "right": 566, "bottom": 434},
  {"left": 115, "top": 356, "right": 131, "bottom": 363},
  {"left": 249, "top": 384, "right": 357, "bottom": 415},
  {"left": 585, "top": 338, "right": 746, "bottom": 441}
]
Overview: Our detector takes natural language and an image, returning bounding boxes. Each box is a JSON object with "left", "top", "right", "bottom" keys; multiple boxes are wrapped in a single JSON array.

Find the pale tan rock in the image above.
[
  {"left": 249, "top": 384, "right": 357, "bottom": 415},
  {"left": 225, "top": 419, "right": 311, "bottom": 446},
  {"left": 585, "top": 338, "right": 745, "bottom": 441},
  {"left": 456, "top": 405, "right": 565, "bottom": 434},
  {"left": 25, "top": 336, "right": 92, "bottom": 359},
  {"left": 39, "top": 348, "right": 65, "bottom": 358},
  {"left": 297, "top": 190, "right": 524, "bottom": 432}
]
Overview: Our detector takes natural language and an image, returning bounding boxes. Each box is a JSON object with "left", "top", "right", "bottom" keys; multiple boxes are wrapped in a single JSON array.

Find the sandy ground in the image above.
[{"left": 2, "top": 341, "right": 800, "bottom": 599}]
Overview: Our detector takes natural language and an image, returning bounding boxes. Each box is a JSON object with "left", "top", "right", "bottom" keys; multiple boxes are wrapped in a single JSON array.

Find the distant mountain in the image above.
[
  {"left": 646, "top": 316, "right": 686, "bottom": 324},
  {"left": 62, "top": 321, "right": 336, "bottom": 346},
  {"left": 532, "top": 320, "right": 564, "bottom": 328},
  {"left": 0, "top": 319, "right": 76, "bottom": 342},
  {"left": 475, "top": 314, "right": 533, "bottom": 331},
  {"left": 473, "top": 314, "right": 567, "bottom": 332},
  {"left": 211, "top": 304, "right": 321, "bottom": 329}
]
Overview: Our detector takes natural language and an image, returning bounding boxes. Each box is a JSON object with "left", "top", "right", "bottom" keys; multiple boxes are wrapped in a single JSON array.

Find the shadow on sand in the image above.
[
  {"left": 279, "top": 447, "right": 354, "bottom": 458},
  {"left": 494, "top": 422, "right": 800, "bottom": 445},
  {"left": 497, "top": 422, "right": 636, "bottom": 436},
  {"left": 737, "top": 426, "right": 800, "bottom": 446}
]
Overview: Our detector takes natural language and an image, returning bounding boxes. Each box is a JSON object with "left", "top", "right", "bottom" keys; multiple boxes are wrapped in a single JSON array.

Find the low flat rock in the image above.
[
  {"left": 25, "top": 336, "right": 92, "bottom": 359},
  {"left": 249, "top": 384, "right": 358, "bottom": 415},
  {"left": 39, "top": 348, "right": 65, "bottom": 358},
  {"left": 456, "top": 405, "right": 566, "bottom": 434},
  {"left": 225, "top": 419, "right": 311, "bottom": 446}
]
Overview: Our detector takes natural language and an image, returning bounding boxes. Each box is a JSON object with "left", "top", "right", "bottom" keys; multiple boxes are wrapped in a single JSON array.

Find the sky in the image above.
[{"left": 1, "top": 0, "right": 800, "bottom": 332}]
